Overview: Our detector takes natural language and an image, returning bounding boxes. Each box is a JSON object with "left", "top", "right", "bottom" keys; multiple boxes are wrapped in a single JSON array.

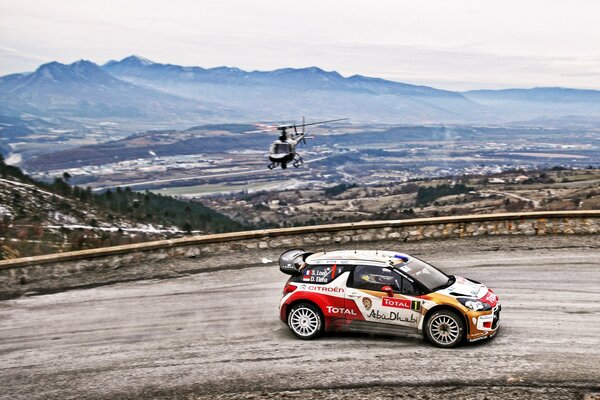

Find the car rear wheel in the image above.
[
  {"left": 425, "top": 309, "right": 465, "bottom": 348},
  {"left": 288, "top": 303, "right": 323, "bottom": 340}
]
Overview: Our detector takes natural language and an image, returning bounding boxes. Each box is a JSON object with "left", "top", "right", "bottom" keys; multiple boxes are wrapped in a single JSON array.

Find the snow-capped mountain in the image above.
[
  {"left": 0, "top": 59, "right": 233, "bottom": 121},
  {"left": 102, "top": 56, "right": 483, "bottom": 123},
  {"left": 2, "top": 55, "right": 600, "bottom": 127}
]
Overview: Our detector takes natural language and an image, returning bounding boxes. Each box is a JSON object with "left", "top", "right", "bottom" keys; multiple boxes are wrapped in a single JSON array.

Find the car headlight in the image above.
[{"left": 458, "top": 297, "right": 492, "bottom": 311}]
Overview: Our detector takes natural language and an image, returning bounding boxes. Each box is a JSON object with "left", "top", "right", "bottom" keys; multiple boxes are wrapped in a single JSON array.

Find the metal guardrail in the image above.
[{"left": 1, "top": 210, "right": 599, "bottom": 270}]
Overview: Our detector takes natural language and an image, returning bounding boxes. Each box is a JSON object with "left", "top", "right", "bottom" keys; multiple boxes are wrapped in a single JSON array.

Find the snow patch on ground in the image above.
[
  {"left": 0, "top": 178, "right": 67, "bottom": 200},
  {"left": 45, "top": 224, "right": 201, "bottom": 234},
  {"left": 4, "top": 153, "right": 22, "bottom": 166},
  {"left": 0, "top": 204, "right": 12, "bottom": 217},
  {"left": 50, "top": 211, "right": 80, "bottom": 225}
]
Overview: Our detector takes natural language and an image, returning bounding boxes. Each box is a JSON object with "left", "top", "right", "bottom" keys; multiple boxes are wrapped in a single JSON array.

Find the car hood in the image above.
[{"left": 435, "top": 275, "right": 498, "bottom": 306}]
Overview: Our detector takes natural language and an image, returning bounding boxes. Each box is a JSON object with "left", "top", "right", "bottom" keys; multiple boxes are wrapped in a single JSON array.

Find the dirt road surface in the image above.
[{"left": 1, "top": 236, "right": 599, "bottom": 399}]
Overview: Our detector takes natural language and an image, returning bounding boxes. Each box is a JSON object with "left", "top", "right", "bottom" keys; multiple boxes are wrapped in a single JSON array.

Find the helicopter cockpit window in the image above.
[{"left": 274, "top": 143, "right": 291, "bottom": 154}]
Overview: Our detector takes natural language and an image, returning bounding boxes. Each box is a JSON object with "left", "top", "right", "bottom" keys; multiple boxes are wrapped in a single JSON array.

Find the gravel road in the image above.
[{"left": 1, "top": 236, "right": 599, "bottom": 399}]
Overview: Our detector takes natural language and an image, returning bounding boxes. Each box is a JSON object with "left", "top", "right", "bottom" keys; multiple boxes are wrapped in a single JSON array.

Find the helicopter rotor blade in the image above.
[
  {"left": 244, "top": 125, "right": 282, "bottom": 134},
  {"left": 244, "top": 118, "right": 347, "bottom": 134},
  {"left": 272, "top": 118, "right": 348, "bottom": 130},
  {"left": 295, "top": 117, "right": 348, "bottom": 128},
  {"left": 243, "top": 122, "right": 284, "bottom": 134},
  {"left": 244, "top": 129, "right": 277, "bottom": 134}
]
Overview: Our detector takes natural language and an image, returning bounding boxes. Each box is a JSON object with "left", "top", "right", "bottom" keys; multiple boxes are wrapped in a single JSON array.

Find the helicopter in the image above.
[{"left": 246, "top": 118, "right": 347, "bottom": 169}]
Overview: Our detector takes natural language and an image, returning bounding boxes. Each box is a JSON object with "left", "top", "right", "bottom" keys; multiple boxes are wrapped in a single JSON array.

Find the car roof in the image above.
[{"left": 305, "top": 250, "right": 410, "bottom": 267}]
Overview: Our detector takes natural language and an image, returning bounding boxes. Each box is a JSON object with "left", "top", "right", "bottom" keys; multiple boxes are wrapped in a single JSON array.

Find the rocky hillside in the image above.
[{"left": 0, "top": 156, "right": 244, "bottom": 259}]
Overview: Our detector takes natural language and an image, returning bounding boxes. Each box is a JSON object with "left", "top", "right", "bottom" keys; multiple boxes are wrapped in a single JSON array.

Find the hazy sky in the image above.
[{"left": 1, "top": 0, "right": 599, "bottom": 90}]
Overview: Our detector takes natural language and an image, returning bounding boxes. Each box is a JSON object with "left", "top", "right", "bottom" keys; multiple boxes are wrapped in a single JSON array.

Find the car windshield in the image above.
[{"left": 396, "top": 258, "right": 451, "bottom": 292}]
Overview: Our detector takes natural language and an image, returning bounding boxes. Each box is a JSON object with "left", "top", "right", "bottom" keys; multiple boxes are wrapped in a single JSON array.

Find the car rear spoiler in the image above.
[{"left": 279, "top": 248, "right": 313, "bottom": 276}]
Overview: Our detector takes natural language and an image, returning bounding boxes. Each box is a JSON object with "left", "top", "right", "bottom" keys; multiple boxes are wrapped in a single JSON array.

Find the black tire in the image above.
[
  {"left": 287, "top": 303, "right": 324, "bottom": 340},
  {"left": 425, "top": 309, "right": 465, "bottom": 348}
]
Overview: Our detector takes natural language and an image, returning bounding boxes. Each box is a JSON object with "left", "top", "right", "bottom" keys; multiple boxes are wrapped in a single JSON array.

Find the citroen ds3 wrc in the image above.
[{"left": 279, "top": 249, "right": 500, "bottom": 347}]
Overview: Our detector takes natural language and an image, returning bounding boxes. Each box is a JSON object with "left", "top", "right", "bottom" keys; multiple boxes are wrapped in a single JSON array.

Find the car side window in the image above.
[
  {"left": 297, "top": 265, "right": 344, "bottom": 284},
  {"left": 399, "top": 276, "right": 418, "bottom": 295},
  {"left": 352, "top": 265, "right": 400, "bottom": 292}
]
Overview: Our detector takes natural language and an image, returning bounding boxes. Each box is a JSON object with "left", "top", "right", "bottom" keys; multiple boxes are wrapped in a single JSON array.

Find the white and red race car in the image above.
[{"left": 279, "top": 249, "right": 500, "bottom": 347}]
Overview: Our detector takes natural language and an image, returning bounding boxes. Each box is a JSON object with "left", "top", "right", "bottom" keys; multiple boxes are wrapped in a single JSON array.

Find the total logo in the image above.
[
  {"left": 484, "top": 291, "right": 497, "bottom": 304},
  {"left": 382, "top": 297, "right": 421, "bottom": 311},
  {"left": 382, "top": 297, "right": 411, "bottom": 309},
  {"left": 326, "top": 306, "right": 357, "bottom": 316}
]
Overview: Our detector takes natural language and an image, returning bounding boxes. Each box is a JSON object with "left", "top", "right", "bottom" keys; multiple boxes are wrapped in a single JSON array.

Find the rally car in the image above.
[{"left": 278, "top": 249, "right": 500, "bottom": 347}]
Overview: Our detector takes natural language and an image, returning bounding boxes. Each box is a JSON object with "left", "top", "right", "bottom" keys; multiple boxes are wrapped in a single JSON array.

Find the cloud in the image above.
[
  {"left": 0, "top": 45, "right": 48, "bottom": 62},
  {"left": 0, "top": 45, "right": 53, "bottom": 75},
  {"left": 1, "top": 0, "right": 599, "bottom": 89},
  {"left": 315, "top": 41, "right": 600, "bottom": 90}
]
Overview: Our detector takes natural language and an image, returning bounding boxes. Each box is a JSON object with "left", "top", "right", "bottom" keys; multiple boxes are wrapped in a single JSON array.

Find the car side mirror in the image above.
[{"left": 381, "top": 285, "right": 394, "bottom": 298}]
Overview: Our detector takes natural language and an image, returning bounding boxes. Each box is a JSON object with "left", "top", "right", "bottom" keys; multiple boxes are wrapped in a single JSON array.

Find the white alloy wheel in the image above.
[
  {"left": 425, "top": 310, "right": 465, "bottom": 348},
  {"left": 288, "top": 303, "right": 323, "bottom": 340}
]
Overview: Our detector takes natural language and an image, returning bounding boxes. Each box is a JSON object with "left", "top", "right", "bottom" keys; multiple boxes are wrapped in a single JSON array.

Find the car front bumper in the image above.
[{"left": 467, "top": 303, "right": 501, "bottom": 342}]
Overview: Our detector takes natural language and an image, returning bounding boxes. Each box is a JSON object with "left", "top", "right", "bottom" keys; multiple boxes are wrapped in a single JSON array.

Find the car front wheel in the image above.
[
  {"left": 288, "top": 303, "right": 324, "bottom": 340},
  {"left": 425, "top": 309, "right": 465, "bottom": 348}
]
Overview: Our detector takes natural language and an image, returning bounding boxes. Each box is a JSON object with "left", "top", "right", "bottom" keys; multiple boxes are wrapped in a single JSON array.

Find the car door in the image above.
[{"left": 345, "top": 265, "right": 422, "bottom": 331}]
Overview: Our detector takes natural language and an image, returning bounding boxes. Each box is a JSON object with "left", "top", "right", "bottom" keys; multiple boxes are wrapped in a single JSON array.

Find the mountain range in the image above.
[
  {"left": 101, "top": 55, "right": 483, "bottom": 123},
  {"left": 1, "top": 55, "right": 600, "bottom": 127},
  {"left": 0, "top": 59, "right": 232, "bottom": 124}
]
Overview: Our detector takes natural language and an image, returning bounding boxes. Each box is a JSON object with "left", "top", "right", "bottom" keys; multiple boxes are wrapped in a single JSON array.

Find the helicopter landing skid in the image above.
[
  {"left": 267, "top": 162, "right": 278, "bottom": 170},
  {"left": 292, "top": 154, "right": 304, "bottom": 168}
]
